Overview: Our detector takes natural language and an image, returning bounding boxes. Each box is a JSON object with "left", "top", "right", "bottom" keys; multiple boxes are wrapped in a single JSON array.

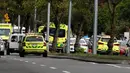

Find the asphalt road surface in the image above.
[{"left": 0, "top": 54, "right": 130, "bottom": 73}]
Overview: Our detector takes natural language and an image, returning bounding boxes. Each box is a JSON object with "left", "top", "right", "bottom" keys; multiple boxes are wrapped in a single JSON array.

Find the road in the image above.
[{"left": 0, "top": 54, "right": 130, "bottom": 73}]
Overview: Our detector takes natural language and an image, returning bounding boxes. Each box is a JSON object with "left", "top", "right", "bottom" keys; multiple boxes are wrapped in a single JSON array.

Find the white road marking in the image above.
[
  {"left": 1, "top": 56, "right": 6, "bottom": 58},
  {"left": 92, "top": 63, "right": 97, "bottom": 64},
  {"left": 122, "top": 67, "right": 130, "bottom": 69},
  {"left": 14, "top": 58, "right": 19, "bottom": 60},
  {"left": 62, "top": 71, "right": 71, "bottom": 73},
  {"left": 25, "top": 61, "right": 29, "bottom": 63},
  {"left": 106, "top": 64, "right": 130, "bottom": 69},
  {"left": 50, "top": 67, "right": 57, "bottom": 69},
  {"left": 32, "top": 62, "right": 36, "bottom": 64},
  {"left": 40, "top": 64, "right": 46, "bottom": 67},
  {"left": 106, "top": 64, "right": 121, "bottom": 68},
  {"left": 88, "top": 62, "right": 97, "bottom": 64},
  {"left": 13, "top": 58, "right": 19, "bottom": 60},
  {"left": 20, "top": 60, "right": 23, "bottom": 61}
]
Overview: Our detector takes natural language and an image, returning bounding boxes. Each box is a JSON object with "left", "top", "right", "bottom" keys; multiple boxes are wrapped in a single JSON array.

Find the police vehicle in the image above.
[{"left": 19, "top": 33, "right": 47, "bottom": 57}]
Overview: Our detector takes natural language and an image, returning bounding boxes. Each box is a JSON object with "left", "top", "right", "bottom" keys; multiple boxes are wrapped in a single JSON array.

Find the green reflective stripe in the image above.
[
  {"left": 26, "top": 46, "right": 43, "bottom": 48},
  {"left": 32, "top": 46, "right": 34, "bottom": 48},
  {"left": 29, "top": 46, "right": 31, "bottom": 48},
  {"left": 57, "top": 44, "right": 61, "bottom": 47},
  {"left": 60, "top": 44, "right": 63, "bottom": 47},
  {"left": 41, "top": 46, "right": 43, "bottom": 48}
]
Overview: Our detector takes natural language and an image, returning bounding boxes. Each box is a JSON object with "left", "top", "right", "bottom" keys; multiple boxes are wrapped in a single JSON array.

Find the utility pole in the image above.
[
  {"left": 93, "top": 0, "right": 98, "bottom": 55},
  {"left": 18, "top": 15, "right": 20, "bottom": 33},
  {"left": 47, "top": 0, "right": 51, "bottom": 52},
  {"left": 34, "top": 6, "right": 37, "bottom": 32},
  {"left": 67, "top": 0, "right": 72, "bottom": 54}
]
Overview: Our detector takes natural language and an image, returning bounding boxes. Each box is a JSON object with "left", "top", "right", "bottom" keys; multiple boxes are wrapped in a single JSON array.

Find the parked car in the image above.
[
  {"left": 0, "top": 37, "right": 5, "bottom": 55},
  {"left": 97, "top": 35, "right": 120, "bottom": 55},
  {"left": 88, "top": 35, "right": 101, "bottom": 50},
  {"left": 119, "top": 40, "right": 129, "bottom": 56},
  {"left": 79, "top": 38, "right": 89, "bottom": 53},
  {"left": 69, "top": 38, "right": 88, "bottom": 53}
]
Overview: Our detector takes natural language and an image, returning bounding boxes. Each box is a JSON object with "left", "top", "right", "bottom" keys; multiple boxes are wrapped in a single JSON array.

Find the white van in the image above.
[
  {"left": 7, "top": 33, "right": 25, "bottom": 55},
  {"left": 0, "top": 37, "right": 5, "bottom": 55}
]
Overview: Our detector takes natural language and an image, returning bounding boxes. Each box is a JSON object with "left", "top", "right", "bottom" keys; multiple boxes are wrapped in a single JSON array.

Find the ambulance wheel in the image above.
[
  {"left": 97, "top": 51, "right": 100, "bottom": 54},
  {"left": 7, "top": 49, "right": 10, "bottom": 55},
  {"left": 56, "top": 49, "right": 60, "bottom": 53},
  {"left": 61, "top": 49, "right": 64, "bottom": 53},
  {"left": 42, "top": 51, "right": 47, "bottom": 57},
  {"left": 19, "top": 51, "right": 24, "bottom": 57}
]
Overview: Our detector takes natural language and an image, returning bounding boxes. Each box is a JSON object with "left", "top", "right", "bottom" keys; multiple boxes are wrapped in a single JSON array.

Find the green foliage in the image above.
[
  {"left": 0, "top": 0, "right": 130, "bottom": 44},
  {"left": 72, "top": 0, "right": 93, "bottom": 35},
  {"left": 75, "top": 47, "right": 84, "bottom": 53},
  {"left": 118, "top": 0, "right": 130, "bottom": 22},
  {"left": 51, "top": 0, "right": 68, "bottom": 23},
  {"left": 98, "top": 3, "right": 111, "bottom": 34}
]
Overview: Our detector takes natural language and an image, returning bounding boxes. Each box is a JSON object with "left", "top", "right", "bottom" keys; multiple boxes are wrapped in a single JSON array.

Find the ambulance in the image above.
[
  {"left": 19, "top": 33, "right": 47, "bottom": 57},
  {"left": 38, "top": 22, "right": 68, "bottom": 52},
  {"left": 0, "top": 23, "right": 13, "bottom": 41}
]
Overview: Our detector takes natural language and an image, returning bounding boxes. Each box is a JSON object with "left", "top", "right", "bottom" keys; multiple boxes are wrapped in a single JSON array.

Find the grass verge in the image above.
[{"left": 49, "top": 53, "right": 130, "bottom": 60}]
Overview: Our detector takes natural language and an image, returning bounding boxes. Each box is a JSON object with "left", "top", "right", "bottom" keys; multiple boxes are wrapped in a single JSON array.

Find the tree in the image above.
[
  {"left": 72, "top": 0, "right": 94, "bottom": 52},
  {"left": 50, "top": 0, "right": 68, "bottom": 52},
  {"left": 7, "top": 0, "right": 46, "bottom": 32},
  {"left": 7, "top": 0, "right": 32, "bottom": 32},
  {"left": 107, "top": 0, "right": 122, "bottom": 55},
  {"left": 0, "top": 0, "right": 8, "bottom": 22},
  {"left": 117, "top": 0, "right": 130, "bottom": 30}
]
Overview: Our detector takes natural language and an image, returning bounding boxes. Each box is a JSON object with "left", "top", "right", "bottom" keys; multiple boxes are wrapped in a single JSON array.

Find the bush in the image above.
[{"left": 75, "top": 47, "right": 84, "bottom": 53}]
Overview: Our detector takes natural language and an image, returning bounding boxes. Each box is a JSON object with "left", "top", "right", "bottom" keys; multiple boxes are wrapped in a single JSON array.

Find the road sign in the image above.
[
  {"left": 4, "top": 13, "right": 10, "bottom": 22},
  {"left": 5, "top": 19, "right": 10, "bottom": 22}
]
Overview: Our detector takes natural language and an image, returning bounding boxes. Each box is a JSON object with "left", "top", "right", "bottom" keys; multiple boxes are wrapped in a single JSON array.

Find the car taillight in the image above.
[
  {"left": 114, "top": 44, "right": 120, "bottom": 46},
  {"left": 22, "top": 42, "right": 26, "bottom": 46},
  {"left": 43, "top": 42, "right": 46, "bottom": 46},
  {"left": 82, "top": 44, "right": 88, "bottom": 46},
  {"left": 98, "top": 42, "right": 104, "bottom": 45}
]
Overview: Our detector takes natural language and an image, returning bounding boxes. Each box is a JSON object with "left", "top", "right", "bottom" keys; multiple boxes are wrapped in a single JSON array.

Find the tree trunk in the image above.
[
  {"left": 51, "top": 16, "right": 60, "bottom": 52},
  {"left": 74, "top": 23, "right": 83, "bottom": 52},
  {"left": 25, "top": 13, "right": 30, "bottom": 33},
  {"left": 107, "top": 4, "right": 116, "bottom": 55}
]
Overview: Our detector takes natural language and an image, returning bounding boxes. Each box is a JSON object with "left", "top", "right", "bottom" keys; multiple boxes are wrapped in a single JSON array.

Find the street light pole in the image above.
[
  {"left": 18, "top": 15, "right": 20, "bottom": 33},
  {"left": 47, "top": 0, "right": 51, "bottom": 52},
  {"left": 93, "top": 0, "right": 98, "bottom": 55},
  {"left": 34, "top": 6, "right": 37, "bottom": 32},
  {"left": 67, "top": 0, "right": 72, "bottom": 54}
]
